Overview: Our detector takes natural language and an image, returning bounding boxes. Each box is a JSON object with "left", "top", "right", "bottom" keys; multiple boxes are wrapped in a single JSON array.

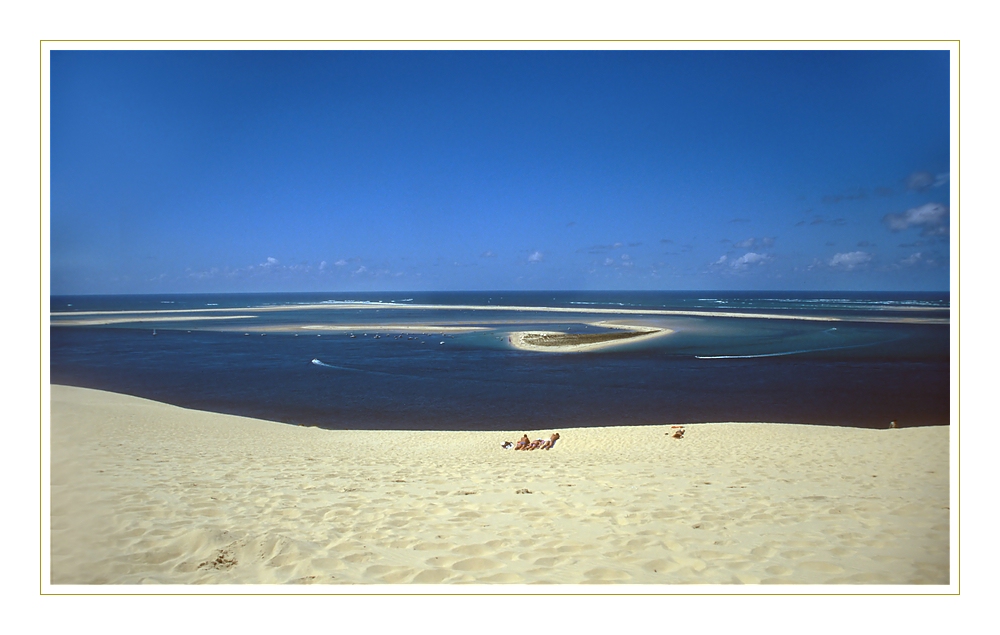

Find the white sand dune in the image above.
[{"left": 49, "top": 385, "right": 949, "bottom": 586}]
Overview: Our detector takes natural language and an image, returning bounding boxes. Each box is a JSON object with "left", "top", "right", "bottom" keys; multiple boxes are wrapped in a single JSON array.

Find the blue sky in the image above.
[{"left": 49, "top": 49, "right": 952, "bottom": 294}]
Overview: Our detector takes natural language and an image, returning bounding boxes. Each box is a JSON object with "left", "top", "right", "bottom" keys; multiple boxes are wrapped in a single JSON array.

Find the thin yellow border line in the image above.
[
  {"left": 39, "top": 38, "right": 44, "bottom": 597},
  {"left": 955, "top": 39, "right": 960, "bottom": 595},
  {"left": 39, "top": 40, "right": 960, "bottom": 597}
]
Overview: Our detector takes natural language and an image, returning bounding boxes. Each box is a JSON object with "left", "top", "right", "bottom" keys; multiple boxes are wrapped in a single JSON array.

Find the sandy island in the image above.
[
  {"left": 509, "top": 321, "right": 673, "bottom": 353},
  {"left": 48, "top": 385, "right": 950, "bottom": 586}
]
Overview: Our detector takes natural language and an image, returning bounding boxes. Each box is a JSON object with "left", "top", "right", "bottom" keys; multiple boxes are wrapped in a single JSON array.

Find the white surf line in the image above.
[
  {"left": 50, "top": 302, "right": 949, "bottom": 325},
  {"left": 696, "top": 335, "right": 911, "bottom": 359},
  {"left": 299, "top": 324, "right": 488, "bottom": 332},
  {"left": 50, "top": 315, "right": 258, "bottom": 326}
]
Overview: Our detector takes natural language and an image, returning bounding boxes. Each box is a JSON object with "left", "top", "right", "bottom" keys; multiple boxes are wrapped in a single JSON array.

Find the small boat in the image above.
[{"left": 152, "top": 329, "right": 156, "bottom": 336}]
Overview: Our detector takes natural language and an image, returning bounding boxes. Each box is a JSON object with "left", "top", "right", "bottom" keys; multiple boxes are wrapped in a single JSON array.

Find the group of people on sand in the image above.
[{"left": 514, "top": 433, "right": 559, "bottom": 451}]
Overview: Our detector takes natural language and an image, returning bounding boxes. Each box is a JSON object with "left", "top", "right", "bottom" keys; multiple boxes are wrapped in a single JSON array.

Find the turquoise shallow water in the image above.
[{"left": 49, "top": 291, "right": 950, "bottom": 430}]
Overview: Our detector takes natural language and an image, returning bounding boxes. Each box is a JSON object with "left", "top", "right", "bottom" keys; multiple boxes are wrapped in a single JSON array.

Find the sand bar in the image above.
[
  {"left": 298, "top": 324, "right": 488, "bottom": 333},
  {"left": 509, "top": 322, "right": 673, "bottom": 352},
  {"left": 49, "top": 385, "right": 949, "bottom": 586},
  {"left": 51, "top": 301, "right": 949, "bottom": 325},
  {"left": 51, "top": 315, "right": 258, "bottom": 326}
]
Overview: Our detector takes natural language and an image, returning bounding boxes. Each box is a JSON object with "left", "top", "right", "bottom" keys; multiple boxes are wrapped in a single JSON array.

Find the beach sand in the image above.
[{"left": 49, "top": 385, "right": 949, "bottom": 586}]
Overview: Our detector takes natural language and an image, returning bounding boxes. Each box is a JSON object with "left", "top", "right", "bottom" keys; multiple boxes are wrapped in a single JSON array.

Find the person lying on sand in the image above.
[
  {"left": 524, "top": 433, "right": 560, "bottom": 450},
  {"left": 515, "top": 434, "right": 531, "bottom": 450},
  {"left": 538, "top": 433, "right": 560, "bottom": 450}
]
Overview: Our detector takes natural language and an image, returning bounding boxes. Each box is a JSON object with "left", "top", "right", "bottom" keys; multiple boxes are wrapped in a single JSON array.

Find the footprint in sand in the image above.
[
  {"left": 451, "top": 558, "right": 500, "bottom": 571},
  {"left": 643, "top": 559, "right": 682, "bottom": 574},
  {"left": 380, "top": 569, "right": 416, "bottom": 583},
  {"left": 672, "top": 557, "right": 708, "bottom": 572},
  {"left": 799, "top": 561, "right": 845, "bottom": 574},
  {"left": 413, "top": 541, "right": 454, "bottom": 551},
  {"left": 557, "top": 544, "right": 585, "bottom": 554},
  {"left": 731, "top": 573, "right": 761, "bottom": 584},
  {"left": 533, "top": 556, "right": 570, "bottom": 567},
  {"left": 424, "top": 555, "right": 460, "bottom": 567},
  {"left": 309, "top": 557, "right": 346, "bottom": 571},
  {"left": 724, "top": 561, "right": 754, "bottom": 571},
  {"left": 364, "top": 565, "right": 398, "bottom": 577},
  {"left": 845, "top": 572, "right": 894, "bottom": 583},
  {"left": 412, "top": 569, "right": 452, "bottom": 583},
  {"left": 480, "top": 572, "right": 524, "bottom": 583},
  {"left": 453, "top": 544, "right": 493, "bottom": 556},
  {"left": 780, "top": 550, "right": 814, "bottom": 559},
  {"left": 583, "top": 567, "right": 631, "bottom": 582},
  {"left": 692, "top": 550, "right": 735, "bottom": 561}
]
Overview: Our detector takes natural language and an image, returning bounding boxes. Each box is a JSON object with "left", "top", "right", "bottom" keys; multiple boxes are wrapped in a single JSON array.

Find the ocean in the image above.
[{"left": 49, "top": 291, "right": 951, "bottom": 430}]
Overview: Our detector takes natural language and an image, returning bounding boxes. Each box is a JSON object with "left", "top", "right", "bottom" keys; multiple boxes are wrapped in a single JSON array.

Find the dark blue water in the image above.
[{"left": 49, "top": 291, "right": 951, "bottom": 430}]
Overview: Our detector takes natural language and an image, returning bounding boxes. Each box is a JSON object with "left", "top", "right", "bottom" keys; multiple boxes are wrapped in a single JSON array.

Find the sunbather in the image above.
[
  {"left": 539, "top": 433, "right": 560, "bottom": 450},
  {"left": 515, "top": 434, "right": 531, "bottom": 450}
]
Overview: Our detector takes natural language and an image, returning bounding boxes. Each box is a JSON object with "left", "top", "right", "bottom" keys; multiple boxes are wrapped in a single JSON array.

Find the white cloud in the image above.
[
  {"left": 883, "top": 203, "right": 949, "bottom": 235},
  {"left": 319, "top": 261, "right": 327, "bottom": 270},
  {"left": 731, "top": 252, "right": 771, "bottom": 269},
  {"left": 335, "top": 259, "right": 348, "bottom": 266},
  {"left": 481, "top": 250, "right": 497, "bottom": 258},
  {"left": 901, "top": 252, "right": 923, "bottom": 266},
  {"left": 906, "top": 171, "right": 949, "bottom": 192},
  {"left": 906, "top": 171, "right": 934, "bottom": 192},
  {"left": 353, "top": 265, "right": 368, "bottom": 275},
  {"left": 528, "top": 251, "right": 543, "bottom": 263},
  {"left": 713, "top": 255, "right": 728, "bottom": 266},
  {"left": 733, "top": 237, "right": 775, "bottom": 250},
  {"left": 829, "top": 251, "right": 872, "bottom": 269}
]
